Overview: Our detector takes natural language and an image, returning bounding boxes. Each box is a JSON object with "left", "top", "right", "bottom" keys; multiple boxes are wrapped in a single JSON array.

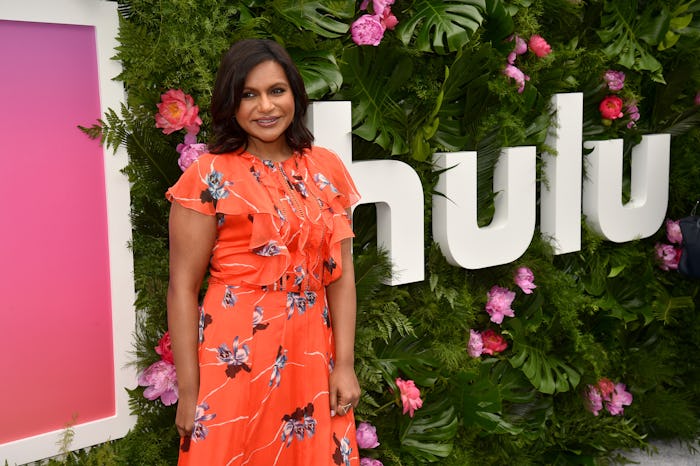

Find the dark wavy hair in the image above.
[{"left": 209, "top": 39, "right": 313, "bottom": 154}]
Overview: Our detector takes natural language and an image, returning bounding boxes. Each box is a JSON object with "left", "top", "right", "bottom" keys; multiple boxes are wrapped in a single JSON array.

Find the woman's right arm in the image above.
[{"left": 167, "top": 202, "right": 217, "bottom": 438}]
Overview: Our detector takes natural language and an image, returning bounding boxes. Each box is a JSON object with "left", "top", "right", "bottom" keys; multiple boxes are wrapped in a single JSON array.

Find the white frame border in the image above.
[{"left": 0, "top": 1, "right": 136, "bottom": 464}]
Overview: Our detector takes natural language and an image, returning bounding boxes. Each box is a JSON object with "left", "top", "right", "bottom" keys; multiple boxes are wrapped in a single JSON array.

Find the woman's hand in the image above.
[
  {"left": 329, "top": 364, "right": 361, "bottom": 417},
  {"left": 174, "top": 392, "right": 198, "bottom": 438}
]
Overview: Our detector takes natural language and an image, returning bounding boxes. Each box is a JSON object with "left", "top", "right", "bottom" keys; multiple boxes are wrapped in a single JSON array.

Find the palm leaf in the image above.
[
  {"left": 339, "top": 46, "right": 412, "bottom": 155},
  {"left": 399, "top": 398, "right": 458, "bottom": 462},
  {"left": 597, "top": 0, "right": 665, "bottom": 82},
  {"left": 508, "top": 342, "right": 581, "bottom": 394},
  {"left": 272, "top": 0, "right": 354, "bottom": 38},
  {"left": 374, "top": 334, "right": 439, "bottom": 387},
  {"left": 291, "top": 49, "right": 343, "bottom": 99},
  {"left": 396, "top": 0, "right": 486, "bottom": 54}
]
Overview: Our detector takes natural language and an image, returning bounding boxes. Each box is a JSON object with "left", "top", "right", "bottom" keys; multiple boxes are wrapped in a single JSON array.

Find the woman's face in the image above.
[{"left": 235, "top": 60, "right": 295, "bottom": 157}]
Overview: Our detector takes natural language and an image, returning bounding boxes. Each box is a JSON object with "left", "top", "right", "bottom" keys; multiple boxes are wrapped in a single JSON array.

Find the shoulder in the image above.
[{"left": 304, "top": 146, "right": 347, "bottom": 171}]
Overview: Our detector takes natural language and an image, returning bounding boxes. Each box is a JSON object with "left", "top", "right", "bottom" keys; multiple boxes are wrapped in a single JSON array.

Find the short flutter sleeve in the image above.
[
  {"left": 166, "top": 153, "right": 222, "bottom": 216},
  {"left": 306, "top": 147, "right": 360, "bottom": 209}
]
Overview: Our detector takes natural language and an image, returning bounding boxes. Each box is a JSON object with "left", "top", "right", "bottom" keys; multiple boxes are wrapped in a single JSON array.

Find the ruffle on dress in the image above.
[{"left": 166, "top": 146, "right": 360, "bottom": 288}]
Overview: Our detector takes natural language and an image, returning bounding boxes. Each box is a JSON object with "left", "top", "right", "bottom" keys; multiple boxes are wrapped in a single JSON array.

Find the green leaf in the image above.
[
  {"left": 597, "top": 0, "right": 665, "bottom": 82},
  {"left": 272, "top": 0, "right": 354, "bottom": 38},
  {"left": 339, "top": 46, "right": 411, "bottom": 154},
  {"left": 291, "top": 49, "right": 343, "bottom": 99},
  {"left": 509, "top": 343, "right": 581, "bottom": 394},
  {"left": 396, "top": 0, "right": 486, "bottom": 54},
  {"left": 399, "top": 398, "right": 458, "bottom": 462},
  {"left": 375, "top": 334, "right": 439, "bottom": 387}
]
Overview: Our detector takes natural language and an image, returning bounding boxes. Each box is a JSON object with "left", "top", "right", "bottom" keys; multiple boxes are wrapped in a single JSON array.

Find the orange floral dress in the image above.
[{"left": 166, "top": 147, "right": 361, "bottom": 466}]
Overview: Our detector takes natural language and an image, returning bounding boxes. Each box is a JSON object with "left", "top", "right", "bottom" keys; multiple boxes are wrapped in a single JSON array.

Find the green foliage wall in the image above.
[{"left": 61, "top": 0, "right": 700, "bottom": 464}]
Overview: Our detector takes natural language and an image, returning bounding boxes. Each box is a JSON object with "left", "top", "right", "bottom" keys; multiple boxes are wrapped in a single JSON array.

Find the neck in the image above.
[{"left": 246, "top": 139, "right": 293, "bottom": 162}]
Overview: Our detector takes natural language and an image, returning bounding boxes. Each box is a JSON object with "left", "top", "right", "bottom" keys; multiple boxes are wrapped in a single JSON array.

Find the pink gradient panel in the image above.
[{"left": 0, "top": 21, "right": 115, "bottom": 443}]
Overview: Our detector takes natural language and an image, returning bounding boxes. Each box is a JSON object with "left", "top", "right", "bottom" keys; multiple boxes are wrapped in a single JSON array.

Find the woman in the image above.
[{"left": 167, "top": 39, "right": 361, "bottom": 465}]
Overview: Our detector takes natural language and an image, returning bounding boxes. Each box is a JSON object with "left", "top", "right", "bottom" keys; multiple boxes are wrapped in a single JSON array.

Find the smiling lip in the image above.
[{"left": 255, "top": 117, "right": 279, "bottom": 127}]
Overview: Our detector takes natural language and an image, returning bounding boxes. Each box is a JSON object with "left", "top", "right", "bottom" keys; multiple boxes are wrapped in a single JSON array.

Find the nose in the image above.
[{"left": 258, "top": 94, "right": 274, "bottom": 112}]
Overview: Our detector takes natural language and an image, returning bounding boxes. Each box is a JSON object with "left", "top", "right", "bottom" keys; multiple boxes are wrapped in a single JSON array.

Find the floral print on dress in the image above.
[
  {"left": 269, "top": 345, "right": 287, "bottom": 387},
  {"left": 324, "top": 257, "right": 337, "bottom": 276},
  {"left": 314, "top": 173, "right": 339, "bottom": 194},
  {"left": 322, "top": 305, "right": 330, "bottom": 328},
  {"left": 191, "top": 402, "right": 216, "bottom": 443},
  {"left": 285, "top": 290, "right": 318, "bottom": 319},
  {"left": 212, "top": 336, "right": 251, "bottom": 378},
  {"left": 198, "top": 307, "right": 212, "bottom": 344},
  {"left": 252, "top": 305, "right": 269, "bottom": 334},
  {"left": 332, "top": 433, "right": 353, "bottom": 466},
  {"left": 200, "top": 169, "right": 231, "bottom": 207},
  {"left": 222, "top": 285, "right": 238, "bottom": 308},
  {"left": 253, "top": 240, "right": 281, "bottom": 257},
  {"left": 280, "top": 403, "right": 317, "bottom": 447}
]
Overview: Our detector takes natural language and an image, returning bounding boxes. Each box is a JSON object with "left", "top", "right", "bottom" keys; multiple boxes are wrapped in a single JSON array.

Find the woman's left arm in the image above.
[{"left": 326, "top": 236, "right": 361, "bottom": 416}]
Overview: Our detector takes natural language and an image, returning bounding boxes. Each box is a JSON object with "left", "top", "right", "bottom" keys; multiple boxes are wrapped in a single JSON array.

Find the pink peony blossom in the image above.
[
  {"left": 351, "top": 14, "right": 386, "bottom": 46},
  {"left": 503, "top": 64, "right": 530, "bottom": 94},
  {"left": 481, "top": 329, "right": 508, "bottom": 355},
  {"left": 154, "top": 331, "right": 174, "bottom": 364},
  {"left": 155, "top": 89, "right": 202, "bottom": 135},
  {"left": 360, "top": 0, "right": 395, "bottom": 16},
  {"left": 514, "top": 266, "right": 536, "bottom": 294},
  {"left": 381, "top": 6, "right": 398, "bottom": 30},
  {"left": 655, "top": 243, "right": 682, "bottom": 271},
  {"left": 467, "top": 329, "right": 483, "bottom": 358},
  {"left": 507, "top": 35, "right": 528, "bottom": 64},
  {"left": 356, "top": 421, "right": 380, "bottom": 449},
  {"left": 395, "top": 378, "right": 423, "bottom": 417},
  {"left": 360, "top": 458, "right": 384, "bottom": 466},
  {"left": 485, "top": 285, "right": 516, "bottom": 324},
  {"left": 177, "top": 133, "right": 208, "bottom": 171},
  {"left": 528, "top": 34, "right": 552, "bottom": 57},
  {"left": 585, "top": 384, "right": 603, "bottom": 416},
  {"left": 596, "top": 378, "right": 615, "bottom": 400},
  {"left": 605, "top": 383, "right": 633, "bottom": 416},
  {"left": 599, "top": 95, "right": 624, "bottom": 120},
  {"left": 625, "top": 102, "right": 640, "bottom": 128},
  {"left": 138, "top": 360, "right": 178, "bottom": 405},
  {"left": 666, "top": 219, "right": 683, "bottom": 245},
  {"left": 604, "top": 70, "right": 625, "bottom": 91}
]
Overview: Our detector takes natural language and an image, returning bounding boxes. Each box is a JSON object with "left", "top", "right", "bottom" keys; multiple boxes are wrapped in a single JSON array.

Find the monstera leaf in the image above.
[
  {"left": 291, "top": 49, "right": 343, "bottom": 99},
  {"left": 339, "top": 46, "right": 412, "bottom": 155},
  {"left": 396, "top": 0, "right": 486, "bottom": 54},
  {"left": 399, "top": 398, "right": 458, "bottom": 462},
  {"left": 374, "top": 334, "right": 439, "bottom": 387},
  {"left": 272, "top": 0, "right": 354, "bottom": 38},
  {"left": 509, "top": 342, "right": 581, "bottom": 395},
  {"left": 597, "top": 0, "right": 665, "bottom": 82}
]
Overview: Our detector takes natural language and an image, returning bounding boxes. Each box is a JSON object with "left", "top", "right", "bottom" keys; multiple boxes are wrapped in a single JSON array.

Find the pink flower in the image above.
[
  {"left": 666, "top": 219, "right": 683, "bottom": 245},
  {"left": 596, "top": 378, "right": 615, "bottom": 400},
  {"left": 381, "top": 7, "right": 398, "bottom": 30},
  {"left": 360, "top": 458, "right": 384, "bottom": 466},
  {"left": 395, "top": 378, "right": 423, "bottom": 417},
  {"left": 503, "top": 64, "right": 530, "bottom": 94},
  {"left": 625, "top": 102, "right": 640, "bottom": 128},
  {"left": 655, "top": 243, "right": 682, "bottom": 271},
  {"left": 360, "top": 0, "right": 394, "bottom": 16},
  {"left": 138, "top": 360, "right": 178, "bottom": 405},
  {"left": 604, "top": 70, "right": 625, "bottom": 91},
  {"left": 485, "top": 285, "right": 516, "bottom": 324},
  {"left": 177, "top": 133, "right": 208, "bottom": 171},
  {"left": 507, "top": 35, "right": 528, "bottom": 64},
  {"left": 584, "top": 384, "right": 603, "bottom": 416},
  {"left": 356, "top": 421, "right": 380, "bottom": 449},
  {"left": 528, "top": 34, "right": 552, "bottom": 57},
  {"left": 605, "top": 383, "right": 633, "bottom": 416},
  {"left": 514, "top": 266, "right": 536, "bottom": 294},
  {"left": 599, "top": 95, "right": 624, "bottom": 120},
  {"left": 467, "top": 329, "right": 483, "bottom": 358},
  {"left": 351, "top": 14, "right": 386, "bottom": 46},
  {"left": 155, "top": 89, "right": 202, "bottom": 135},
  {"left": 154, "top": 331, "right": 174, "bottom": 364},
  {"left": 695, "top": 91, "right": 700, "bottom": 106},
  {"left": 481, "top": 329, "right": 508, "bottom": 355}
]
